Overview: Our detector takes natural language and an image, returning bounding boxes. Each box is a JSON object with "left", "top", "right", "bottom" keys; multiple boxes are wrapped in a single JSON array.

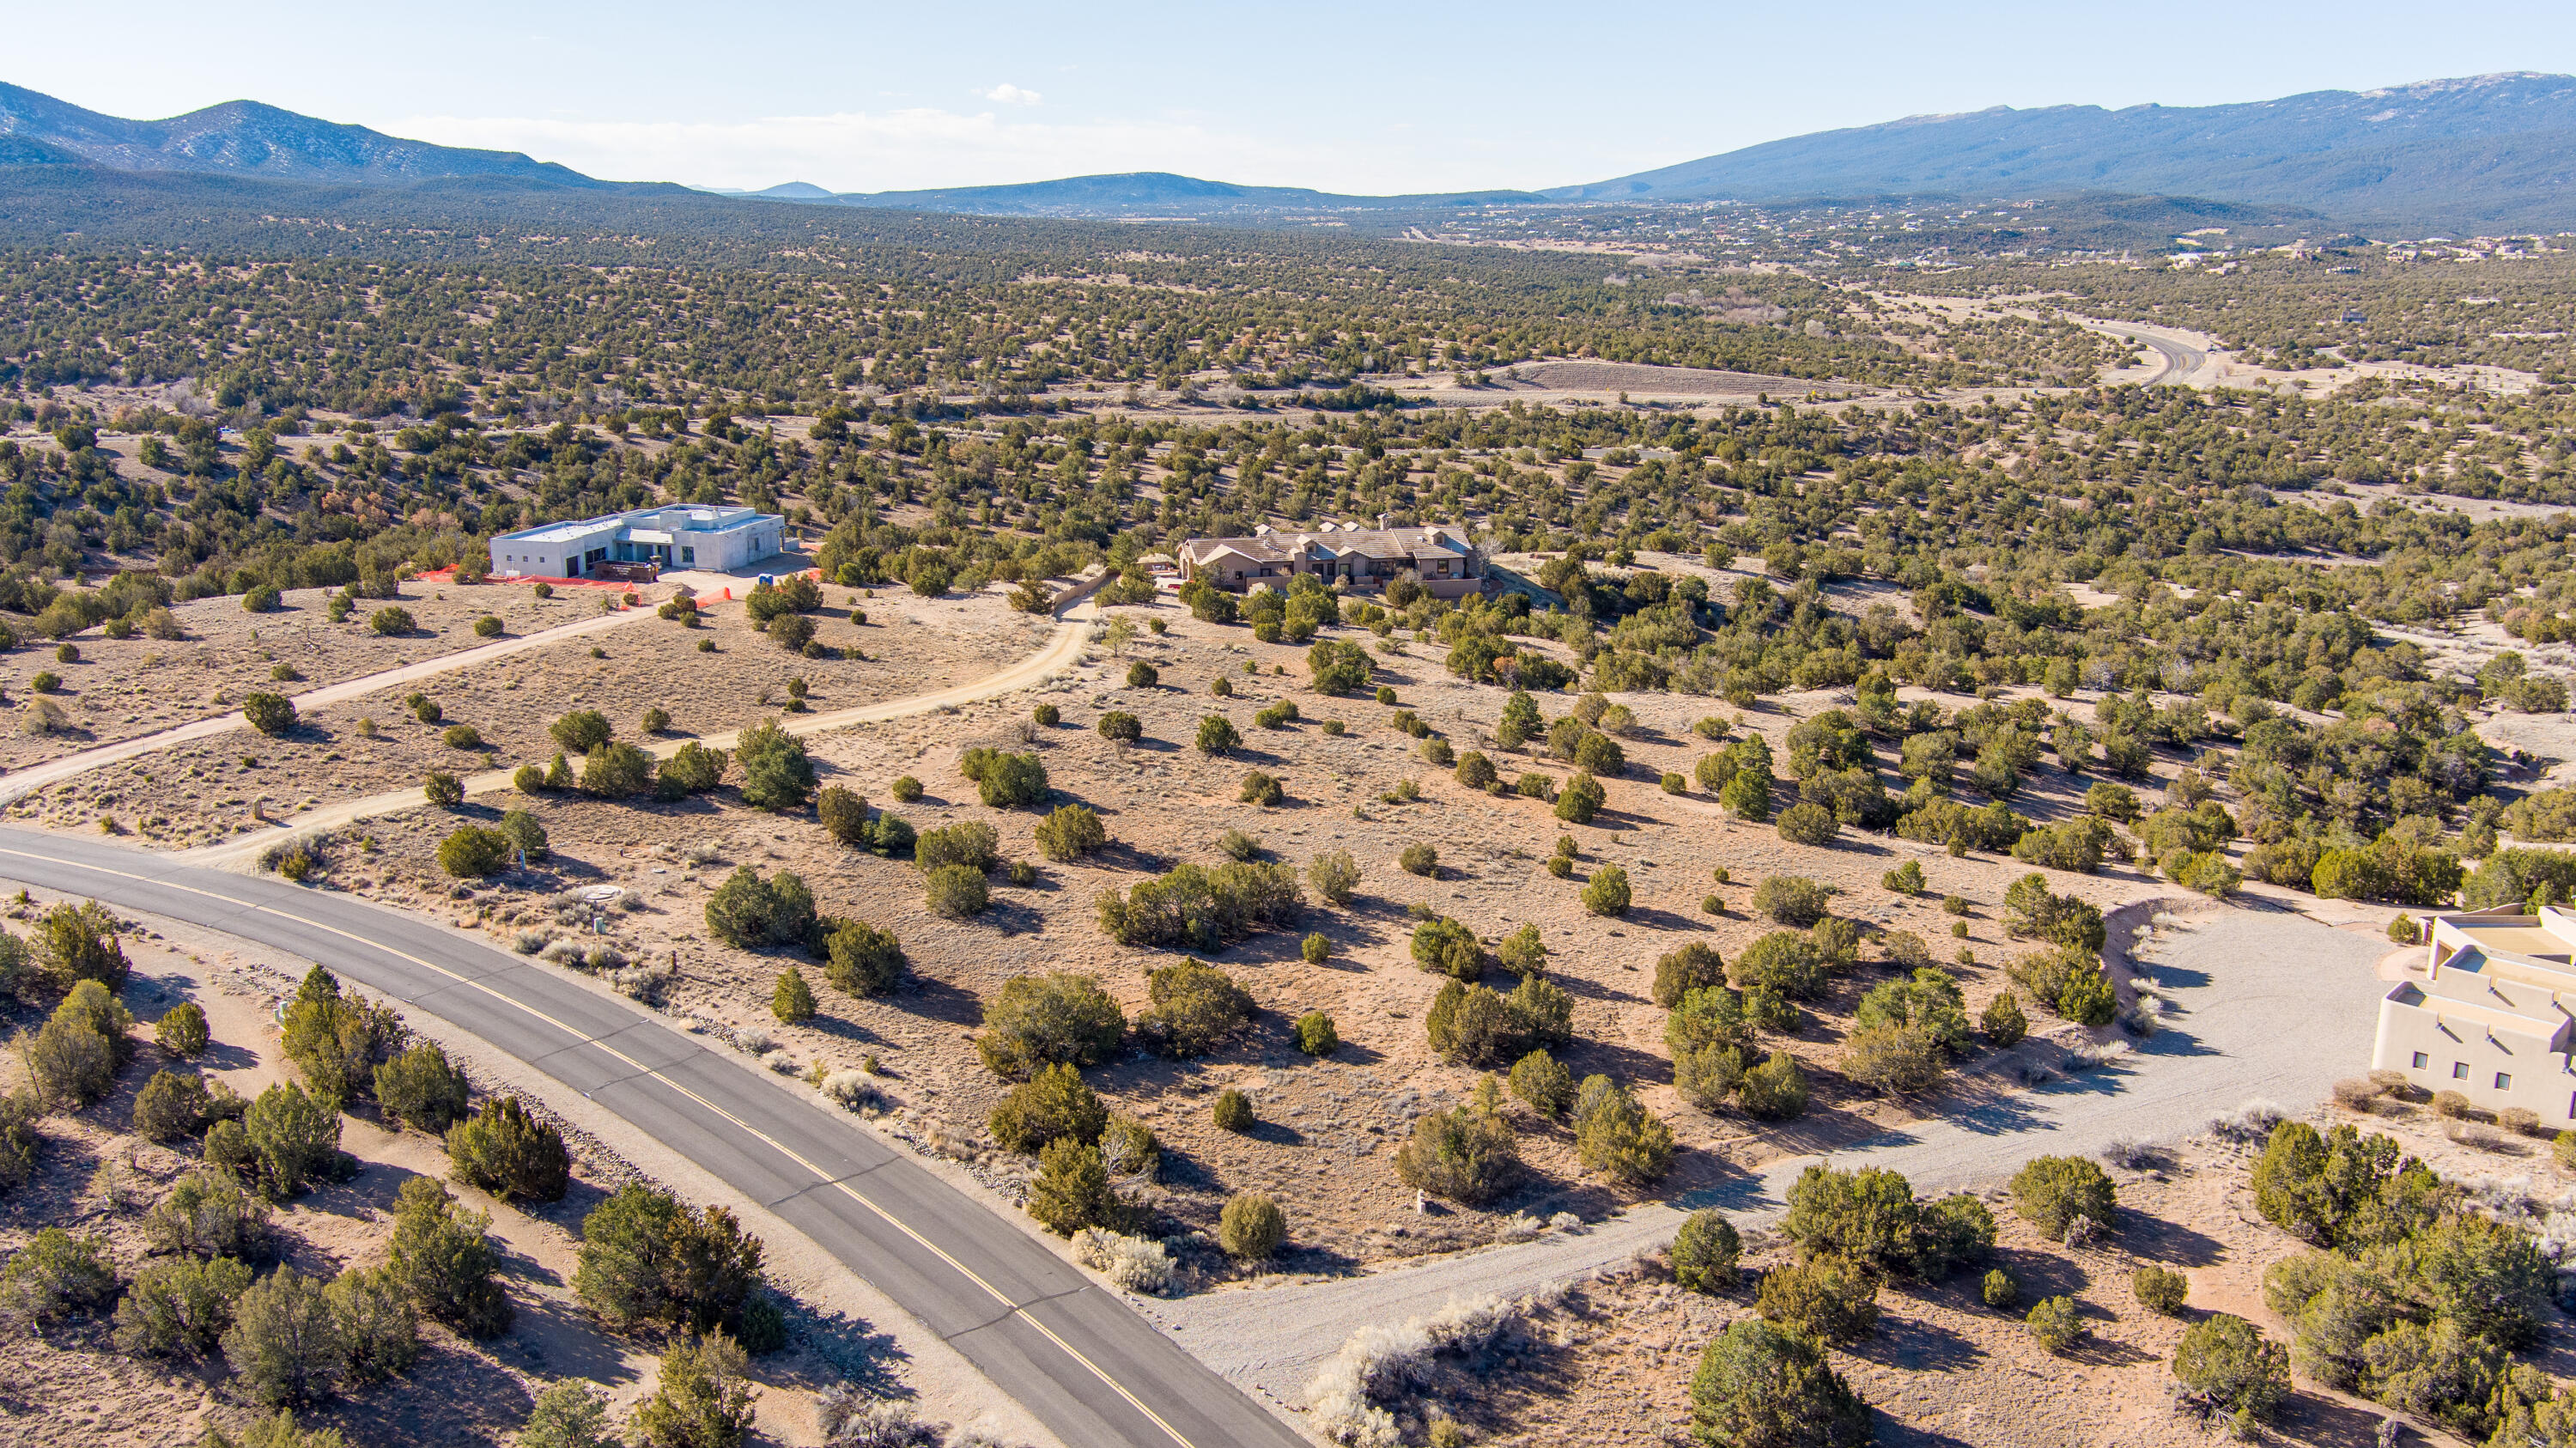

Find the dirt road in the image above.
[
  {"left": 0, "top": 604, "right": 663, "bottom": 806},
  {"left": 183, "top": 581, "right": 1106, "bottom": 867}
]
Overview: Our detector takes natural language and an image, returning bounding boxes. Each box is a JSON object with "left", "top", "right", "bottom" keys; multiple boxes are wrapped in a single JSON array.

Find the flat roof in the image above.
[
  {"left": 495, "top": 505, "right": 776, "bottom": 546},
  {"left": 2389, "top": 982, "right": 2569, "bottom": 1045},
  {"left": 2449, "top": 922, "right": 2575, "bottom": 958},
  {"left": 498, "top": 519, "right": 620, "bottom": 546}
]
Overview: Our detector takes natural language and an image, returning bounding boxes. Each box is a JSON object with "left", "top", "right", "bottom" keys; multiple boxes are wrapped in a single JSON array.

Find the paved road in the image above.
[
  {"left": 0, "top": 603, "right": 662, "bottom": 807},
  {"left": 185, "top": 579, "right": 1105, "bottom": 867},
  {"left": 2082, "top": 319, "right": 2214, "bottom": 387},
  {"left": 0, "top": 828, "right": 1301, "bottom": 1448},
  {"left": 1151, "top": 899, "right": 2390, "bottom": 1410}
]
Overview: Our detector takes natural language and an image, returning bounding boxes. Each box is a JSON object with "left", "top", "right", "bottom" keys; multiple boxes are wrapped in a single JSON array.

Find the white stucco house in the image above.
[
  {"left": 2372, "top": 904, "right": 2576, "bottom": 1127},
  {"left": 488, "top": 505, "right": 786, "bottom": 579}
]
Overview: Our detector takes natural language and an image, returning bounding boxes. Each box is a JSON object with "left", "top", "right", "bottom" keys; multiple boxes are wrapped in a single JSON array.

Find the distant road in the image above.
[
  {"left": 2082, "top": 319, "right": 2213, "bottom": 386},
  {"left": 0, "top": 829, "right": 1304, "bottom": 1448}
]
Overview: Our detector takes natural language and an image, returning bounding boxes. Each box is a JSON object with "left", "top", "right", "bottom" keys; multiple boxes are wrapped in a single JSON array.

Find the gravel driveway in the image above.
[{"left": 1145, "top": 896, "right": 2392, "bottom": 1416}]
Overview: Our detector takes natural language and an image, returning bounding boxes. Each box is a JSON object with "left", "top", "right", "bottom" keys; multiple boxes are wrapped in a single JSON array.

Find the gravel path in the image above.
[{"left": 1145, "top": 896, "right": 2391, "bottom": 1417}]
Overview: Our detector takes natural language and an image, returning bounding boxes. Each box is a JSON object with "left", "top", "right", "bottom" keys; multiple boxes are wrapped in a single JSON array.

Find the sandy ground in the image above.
[
  {"left": 0, "top": 553, "right": 2404, "bottom": 1445},
  {"left": 0, "top": 599, "right": 668, "bottom": 812},
  {"left": 1203, "top": 1001, "right": 2572, "bottom": 1448},
  {"left": 2322, "top": 482, "right": 2576, "bottom": 526},
  {"left": 1148, "top": 894, "right": 2397, "bottom": 1421},
  {"left": 0, "top": 582, "right": 641, "bottom": 773},
  {"left": 1491, "top": 362, "right": 1859, "bottom": 399},
  {"left": 1425, "top": 1107, "right": 2511, "bottom": 1448},
  {"left": 9, "top": 587, "right": 1048, "bottom": 848},
  {"left": 2016, "top": 304, "right": 2537, "bottom": 399},
  {"left": 0, "top": 885, "right": 1053, "bottom": 1448},
  {"left": 170, "top": 581, "right": 1103, "bottom": 871},
  {"left": 200, "top": 575, "right": 2245, "bottom": 1316},
  {"left": 1383, "top": 362, "right": 1868, "bottom": 411},
  {"left": 2352, "top": 614, "right": 2576, "bottom": 806}
]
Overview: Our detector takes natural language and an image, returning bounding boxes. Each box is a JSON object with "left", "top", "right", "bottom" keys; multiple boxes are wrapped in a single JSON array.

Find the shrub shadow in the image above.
[
  {"left": 312, "top": 1336, "right": 537, "bottom": 1445},
  {"left": 1990, "top": 1245, "right": 2090, "bottom": 1302},
  {"left": 1877, "top": 1421, "right": 1984, "bottom": 1448},
  {"left": 2120, "top": 1211, "right": 2229, "bottom": 1269},
  {"left": 764, "top": 1302, "right": 910, "bottom": 1397},
  {"left": 893, "top": 974, "right": 983, "bottom": 1028},
  {"left": 1093, "top": 843, "right": 1173, "bottom": 873},
  {"left": 1145, "top": 1141, "right": 1220, "bottom": 1192},
  {"left": 489, "top": 1292, "right": 635, "bottom": 1386},
  {"left": 1621, "top": 906, "right": 1711, "bottom": 934},
  {"left": 804, "top": 1013, "right": 893, "bottom": 1049},
  {"left": 2063, "top": 1331, "right": 2154, "bottom": 1367},
  {"left": 2270, "top": 1390, "right": 2405, "bottom": 1448},
  {"left": 1849, "top": 1310, "right": 1986, "bottom": 1372},
  {"left": 976, "top": 899, "right": 1048, "bottom": 936},
  {"left": 1273, "top": 1239, "right": 1364, "bottom": 1279}
]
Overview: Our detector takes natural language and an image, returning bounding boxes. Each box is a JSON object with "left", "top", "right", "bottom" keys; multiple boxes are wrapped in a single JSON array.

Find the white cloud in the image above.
[
  {"left": 975, "top": 82, "right": 1042, "bottom": 106},
  {"left": 396, "top": 106, "right": 1370, "bottom": 193}
]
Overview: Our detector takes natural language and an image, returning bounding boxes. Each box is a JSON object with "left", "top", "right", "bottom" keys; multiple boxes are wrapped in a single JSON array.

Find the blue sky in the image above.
[{"left": 15, "top": 1, "right": 2576, "bottom": 193}]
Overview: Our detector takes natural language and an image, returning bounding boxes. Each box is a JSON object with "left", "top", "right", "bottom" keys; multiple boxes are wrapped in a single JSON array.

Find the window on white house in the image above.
[
  {"left": 2412, "top": 1051, "right": 2428, "bottom": 1068},
  {"left": 2453, "top": 1062, "right": 2470, "bottom": 1079},
  {"left": 2497, "top": 1072, "right": 2513, "bottom": 1090}
]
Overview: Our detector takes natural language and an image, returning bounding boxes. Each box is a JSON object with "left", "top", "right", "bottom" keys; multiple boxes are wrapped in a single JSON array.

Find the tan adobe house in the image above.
[
  {"left": 1177, "top": 521, "right": 1484, "bottom": 599},
  {"left": 2372, "top": 904, "right": 2576, "bottom": 1127}
]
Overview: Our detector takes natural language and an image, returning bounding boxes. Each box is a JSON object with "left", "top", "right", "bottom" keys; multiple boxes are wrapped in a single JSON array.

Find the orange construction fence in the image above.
[{"left": 410, "top": 564, "right": 821, "bottom": 605}]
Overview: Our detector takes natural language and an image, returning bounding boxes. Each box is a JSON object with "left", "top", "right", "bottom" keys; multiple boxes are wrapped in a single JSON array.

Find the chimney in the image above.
[{"left": 1377, "top": 512, "right": 1389, "bottom": 530}]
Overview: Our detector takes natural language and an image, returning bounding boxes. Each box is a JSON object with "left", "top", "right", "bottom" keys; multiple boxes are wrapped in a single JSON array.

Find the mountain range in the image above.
[
  {"left": 0, "top": 81, "right": 601, "bottom": 189},
  {"left": 1550, "top": 72, "right": 2576, "bottom": 230},
  {"left": 5, "top": 72, "right": 2576, "bottom": 233},
  {"left": 708, "top": 173, "right": 1545, "bottom": 216}
]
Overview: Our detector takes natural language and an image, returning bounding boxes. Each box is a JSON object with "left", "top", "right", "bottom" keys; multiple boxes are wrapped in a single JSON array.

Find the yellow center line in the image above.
[{"left": 0, "top": 843, "right": 1194, "bottom": 1448}]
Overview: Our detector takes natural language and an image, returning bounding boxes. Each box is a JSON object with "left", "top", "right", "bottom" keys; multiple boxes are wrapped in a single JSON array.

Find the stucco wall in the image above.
[{"left": 2372, "top": 995, "right": 2576, "bottom": 1125}]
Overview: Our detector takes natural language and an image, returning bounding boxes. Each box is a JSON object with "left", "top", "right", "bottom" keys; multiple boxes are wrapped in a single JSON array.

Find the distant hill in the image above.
[
  {"left": 0, "top": 82, "right": 607, "bottom": 188},
  {"left": 7, "top": 75, "right": 2576, "bottom": 237},
  {"left": 1551, "top": 72, "right": 2576, "bottom": 230},
  {"left": 776, "top": 171, "right": 1543, "bottom": 218}
]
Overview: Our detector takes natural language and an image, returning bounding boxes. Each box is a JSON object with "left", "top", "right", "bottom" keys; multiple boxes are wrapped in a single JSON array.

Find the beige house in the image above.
[
  {"left": 1177, "top": 522, "right": 1483, "bottom": 599},
  {"left": 2372, "top": 905, "right": 2576, "bottom": 1126}
]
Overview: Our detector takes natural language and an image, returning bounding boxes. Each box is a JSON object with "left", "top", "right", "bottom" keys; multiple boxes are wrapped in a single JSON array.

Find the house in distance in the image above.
[
  {"left": 488, "top": 504, "right": 787, "bottom": 581},
  {"left": 1178, "top": 521, "right": 1483, "bottom": 598}
]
